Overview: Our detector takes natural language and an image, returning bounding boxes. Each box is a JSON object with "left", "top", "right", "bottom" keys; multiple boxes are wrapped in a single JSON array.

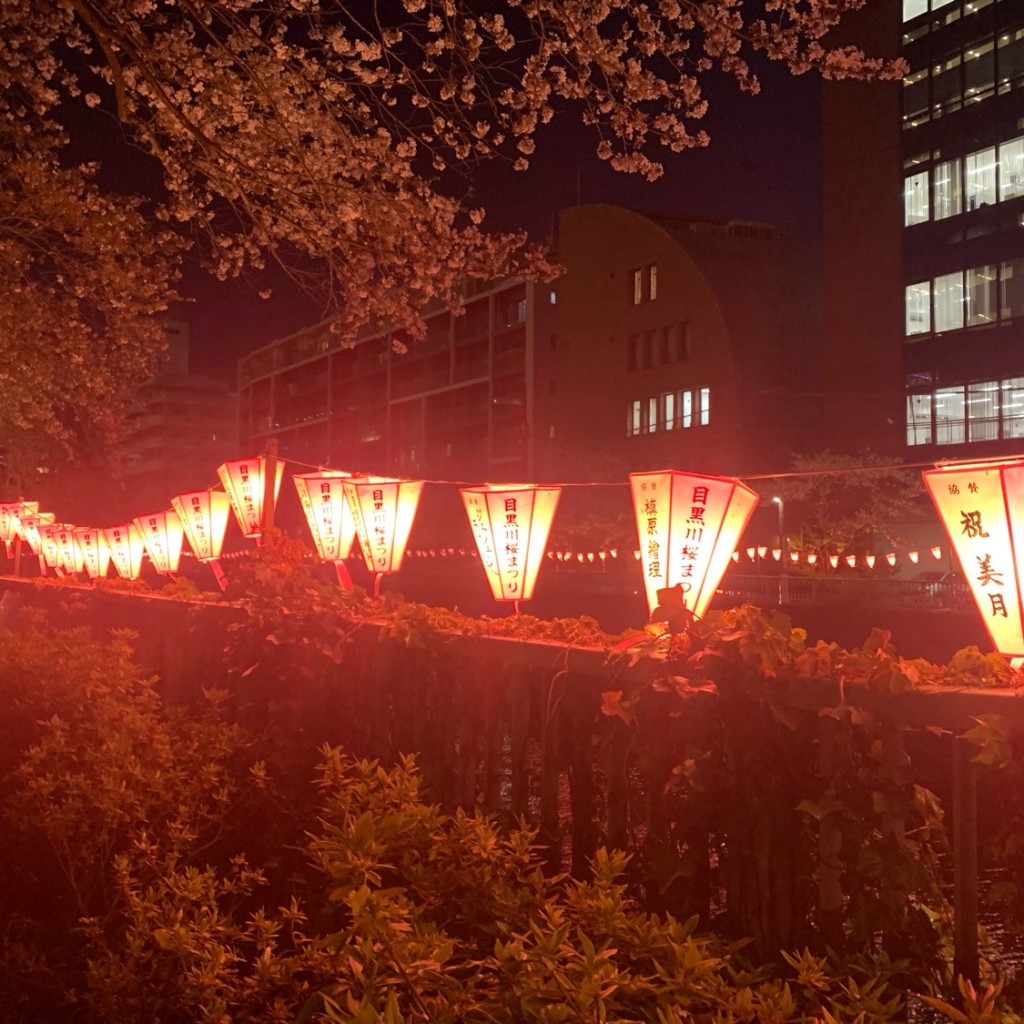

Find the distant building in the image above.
[
  {"left": 237, "top": 204, "right": 818, "bottom": 481},
  {"left": 823, "top": 0, "right": 1024, "bottom": 456},
  {"left": 117, "top": 321, "right": 238, "bottom": 513}
]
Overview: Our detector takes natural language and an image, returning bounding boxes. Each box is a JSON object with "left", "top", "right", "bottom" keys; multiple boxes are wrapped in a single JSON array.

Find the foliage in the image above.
[
  {"left": 768, "top": 451, "right": 926, "bottom": 567},
  {"left": 1, "top": 1, "right": 901, "bottom": 476}
]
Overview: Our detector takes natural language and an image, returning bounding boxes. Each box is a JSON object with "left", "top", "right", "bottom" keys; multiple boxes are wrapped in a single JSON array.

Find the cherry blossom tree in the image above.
[{"left": 0, "top": 0, "right": 900, "bottom": 482}]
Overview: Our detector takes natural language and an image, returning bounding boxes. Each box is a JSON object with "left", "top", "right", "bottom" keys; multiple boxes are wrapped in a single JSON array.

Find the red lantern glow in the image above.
[
  {"left": 343, "top": 477, "right": 424, "bottom": 594},
  {"left": 0, "top": 501, "right": 38, "bottom": 557},
  {"left": 172, "top": 490, "right": 232, "bottom": 589},
  {"left": 293, "top": 471, "right": 357, "bottom": 586},
  {"left": 104, "top": 523, "right": 146, "bottom": 580},
  {"left": 461, "top": 484, "right": 561, "bottom": 608},
  {"left": 54, "top": 524, "right": 84, "bottom": 574},
  {"left": 629, "top": 470, "right": 758, "bottom": 619},
  {"left": 217, "top": 457, "right": 284, "bottom": 539},
  {"left": 73, "top": 528, "right": 110, "bottom": 579},
  {"left": 134, "top": 510, "right": 184, "bottom": 575},
  {"left": 924, "top": 460, "right": 1024, "bottom": 661}
]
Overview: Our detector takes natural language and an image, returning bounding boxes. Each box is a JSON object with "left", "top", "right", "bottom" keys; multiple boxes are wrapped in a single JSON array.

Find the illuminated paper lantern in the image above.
[
  {"left": 924, "top": 459, "right": 1024, "bottom": 661},
  {"left": 931, "top": 545, "right": 943, "bottom": 560},
  {"left": 461, "top": 484, "right": 561, "bottom": 608},
  {"left": 39, "top": 523, "right": 64, "bottom": 571},
  {"left": 293, "top": 471, "right": 357, "bottom": 587},
  {"left": 807, "top": 553, "right": 818, "bottom": 566},
  {"left": 845, "top": 554, "right": 857, "bottom": 568},
  {"left": 217, "top": 457, "right": 284, "bottom": 540},
  {"left": 0, "top": 501, "right": 38, "bottom": 557},
  {"left": 343, "top": 477, "right": 424, "bottom": 594},
  {"left": 134, "top": 510, "right": 184, "bottom": 575},
  {"left": 886, "top": 552, "right": 897, "bottom": 567},
  {"left": 757, "top": 545, "right": 768, "bottom": 559},
  {"left": 829, "top": 554, "right": 839, "bottom": 569},
  {"left": 629, "top": 470, "right": 758, "bottom": 619},
  {"left": 54, "top": 524, "right": 84, "bottom": 574},
  {"left": 103, "top": 523, "right": 146, "bottom": 580},
  {"left": 73, "top": 528, "right": 110, "bottom": 580},
  {"left": 866, "top": 554, "right": 876, "bottom": 569},
  {"left": 172, "top": 490, "right": 231, "bottom": 589},
  {"left": 909, "top": 550, "right": 920, "bottom": 564}
]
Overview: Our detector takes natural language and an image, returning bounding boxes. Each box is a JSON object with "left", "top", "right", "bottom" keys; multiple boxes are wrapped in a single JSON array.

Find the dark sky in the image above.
[{"left": 178, "top": 64, "right": 824, "bottom": 384}]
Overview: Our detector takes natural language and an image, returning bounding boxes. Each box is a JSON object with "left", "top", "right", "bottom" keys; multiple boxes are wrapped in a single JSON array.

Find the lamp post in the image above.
[{"left": 772, "top": 496, "right": 788, "bottom": 605}]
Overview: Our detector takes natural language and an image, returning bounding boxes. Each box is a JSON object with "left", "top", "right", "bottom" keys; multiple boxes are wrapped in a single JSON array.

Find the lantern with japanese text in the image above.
[
  {"left": 103, "top": 523, "right": 146, "bottom": 580},
  {"left": 54, "top": 524, "right": 84, "bottom": 574},
  {"left": 629, "top": 470, "right": 758, "bottom": 620},
  {"left": 923, "top": 459, "right": 1024, "bottom": 664},
  {"left": 133, "top": 510, "right": 184, "bottom": 575},
  {"left": 460, "top": 484, "right": 561, "bottom": 611},
  {"left": 343, "top": 477, "right": 424, "bottom": 594},
  {"left": 171, "top": 489, "right": 231, "bottom": 589},
  {"left": 39, "top": 523, "right": 65, "bottom": 572},
  {"left": 217, "top": 457, "right": 284, "bottom": 540},
  {"left": 0, "top": 501, "right": 38, "bottom": 558},
  {"left": 293, "top": 471, "right": 357, "bottom": 588},
  {"left": 73, "top": 528, "right": 111, "bottom": 580}
]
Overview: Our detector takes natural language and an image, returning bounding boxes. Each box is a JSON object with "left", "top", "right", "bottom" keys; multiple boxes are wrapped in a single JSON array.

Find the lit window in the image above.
[
  {"left": 662, "top": 391, "right": 676, "bottom": 430},
  {"left": 933, "top": 158, "right": 962, "bottom": 219},
  {"left": 935, "top": 386, "right": 966, "bottom": 444},
  {"left": 648, "top": 264, "right": 658, "bottom": 301},
  {"left": 628, "top": 400, "right": 642, "bottom": 436},
  {"left": 965, "top": 147, "right": 997, "bottom": 209},
  {"left": 680, "top": 389, "right": 693, "bottom": 429},
  {"left": 906, "top": 394, "right": 932, "bottom": 445},
  {"left": 699, "top": 387, "right": 710, "bottom": 426},
  {"left": 933, "top": 271, "right": 964, "bottom": 332},
  {"left": 1002, "top": 378, "right": 1024, "bottom": 439},
  {"left": 647, "top": 397, "right": 658, "bottom": 433},
  {"left": 632, "top": 268, "right": 642, "bottom": 305},
  {"left": 999, "top": 137, "right": 1024, "bottom": 200},
  {"left": 904, "top": 170, "right": 929, "bottom": 225},
  {"left": 902, "top": 0, "right": 927, "bottom": 21},
  {"left": 549, "top": 289, "right": 557, "bottom": 304},
  {"left": 966, "top": 265, "right": 996, "bottom": 325},
  {"left": 967, "top": 381, "right": 999, "bottom": 442},
  {"left": 905, "top": 282, "right": 931, "bottom": 335}
]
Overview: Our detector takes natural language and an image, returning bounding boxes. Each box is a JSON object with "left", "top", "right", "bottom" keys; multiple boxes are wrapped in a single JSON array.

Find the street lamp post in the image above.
[{"left": 772, "top": 496, "right": 788, "bottom": 605}]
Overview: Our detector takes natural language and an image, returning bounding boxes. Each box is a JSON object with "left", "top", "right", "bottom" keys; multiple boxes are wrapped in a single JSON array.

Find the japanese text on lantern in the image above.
[
  {"left": 372, "top": 488, "right": 388, "bottom": 568},
  {"left": 947, "top": 478, "right": 1008, "bottom": 620},
  {"left": 467, "top": 497, "right": 497, "bottom": 571},
  {"left": 237, "top": 465, "right": 259, "bottom": 534},
  {"left": 503, "top": 497, "right": 520, "bottom": 594},
  {"left": 679, "top": 485, "right": 710, "bottom": 592},
  {"left": 640, "top": 480, "right": 661, "bottom": 579}
]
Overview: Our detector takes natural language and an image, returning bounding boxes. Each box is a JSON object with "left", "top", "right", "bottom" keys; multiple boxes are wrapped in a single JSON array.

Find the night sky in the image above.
[{"left": 174, "top": 62, "right": 826, "bottom": 384}]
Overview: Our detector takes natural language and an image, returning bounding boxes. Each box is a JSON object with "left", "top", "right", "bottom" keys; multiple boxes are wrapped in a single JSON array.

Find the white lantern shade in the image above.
[
  {"left": 18, "top": 513, "right": 50, "bottom": 556},
  {"left": 343, "top": 477, "right": 424, "bottom": 576},
  {"left": 629, "top": 470, "right": 758, "bottom": 619},
  {"left": 39, "top": 523, "right": 64, "bottom": 568},
  {"left": 103, "top": 523, "right": 146, "bottom": 580},
  {"left": 293, "top": 471, "right": 356, "bottom": 563},
  {"left": 171, "top": 490, "right": 231, "bottom": 562},
  {"left": 217, "top": 457, "right": 284, "bottom": 538},
  {"left": 460, "top": 484, "right": 561, "bottom": 603},
  {"left": 134, "top": 510, "right": 184, "bottom": 575},
  {"left": 924, "top": 460, "right": 1024, "bottom": 658},
  {"left": 73, "top": 528, "right": 111, "bottom": 579},
  {"left": 1, "top": 501, "right": 38, "bottom": 554}
]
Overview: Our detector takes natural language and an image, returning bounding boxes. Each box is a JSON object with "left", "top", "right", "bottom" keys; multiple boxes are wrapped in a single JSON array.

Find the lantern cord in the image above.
[
  {"left": 513, "top": 599, "right": 521, "bottom": 616},
  {"left": 373, "top": 573, "right": 383, "bottom": 598},
  {"left": 334, "top": 561, "right": 354, "bottom": 591},
  {"left": 210, "top": 559, "right": 229, "bottom": 593},
  {"left": 272, "top": 452, "right": 1020, "bottom": 489}
]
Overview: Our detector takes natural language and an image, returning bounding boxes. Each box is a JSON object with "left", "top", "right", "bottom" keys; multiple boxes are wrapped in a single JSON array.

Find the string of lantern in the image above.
[{"left": 2, "top": 454, "right": 1022, "bottom": 664}]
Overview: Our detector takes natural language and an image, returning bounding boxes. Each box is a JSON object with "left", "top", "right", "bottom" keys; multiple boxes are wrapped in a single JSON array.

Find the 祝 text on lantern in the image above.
[
  {"left": 629, "top": 470, "right": 758, "bottom": 619},
  {"left": 924, "top": 461, "right": 1024, "bottom": 657}
]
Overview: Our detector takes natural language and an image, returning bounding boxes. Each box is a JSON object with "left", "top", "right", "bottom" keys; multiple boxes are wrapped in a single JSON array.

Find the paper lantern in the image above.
[
  {"left": 931, "top": 545, "right": 943, "bottom": 560},
  {"left": 172, "top": 490, "right": 231, "bottom": 589},
  {"left": 343, "top": 477, "right": 424, "bottom": 594},
  {"left": 866, "top": 554, "right": 876, "bottom": 569},
  {"left": 38, "top": 523, "right": 64, "bottom": 571},
  {"left": 845, "top": 554, "right": 857, "bottom": 568},
  {"left": 909, "top": 550, "right": 920, "bottom": 564},
  {"left": 293, "top": 471, "right": 357, "bottom": 587},
  {"left": 0, "top": 501, "right": 38, "bottom": 557},
  {"left": 18, "top": 514, "right": 45, "bottom": 555},
  {"left": 217, "top": 457, "right": 284, "bottom": 539},
  {"left": 886, "top": 552, "right": 897, "bottom": 567},
  {"left": 134, "top": 510, "right": 184, "bottom": 575},
  {"left": 461, "top": 484, "right": 561, "bottom": 608},
  {"left": 757, "top": 545, "right": 768, "bottom": 559},
  {"left": 807, "top": 553, "right": 818, "bottom": 566},
  {"left": 924, "top": 459, "right": 1024, "bottom": 661},
  {"left": 104, "top": 523, "right": 146, "bottom": 580},
  {"left": 629, "top": 470, "right": 758, "bottom": 619},
  {"left": 54, "top": 524, "right": 84, "bottom": 574},
  {"left": 829, "top": 554, "right": 839, "bottom": 569},
  {"left": 73, "top": 528, "right": 110, "bottom": 579}
]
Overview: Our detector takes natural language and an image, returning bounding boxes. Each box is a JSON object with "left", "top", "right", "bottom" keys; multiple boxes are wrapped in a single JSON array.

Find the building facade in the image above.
[
  {"left": 900, "top": 0, "right": 1024, "bottom": 454},
  {"left": 238, "top": 204, "right": 817, "bottom": 483},
  {"left": 825, "top": 0, "right": 1024, "bottom": 456}
]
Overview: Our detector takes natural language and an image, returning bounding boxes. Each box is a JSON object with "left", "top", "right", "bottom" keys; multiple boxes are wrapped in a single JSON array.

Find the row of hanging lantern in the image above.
[{"left": 3, "top": 457, "right": 1024, "bottom": 665}]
